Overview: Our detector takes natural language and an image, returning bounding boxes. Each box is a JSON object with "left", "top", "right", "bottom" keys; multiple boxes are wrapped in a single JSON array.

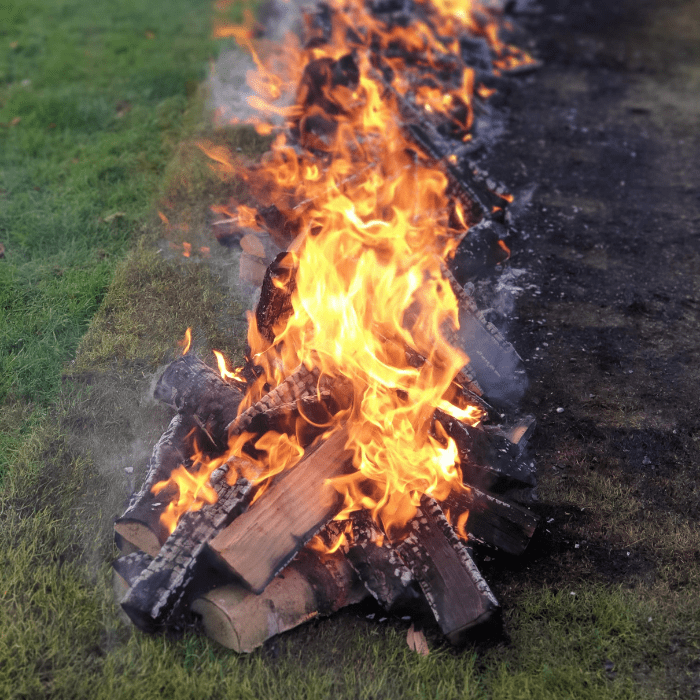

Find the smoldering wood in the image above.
[
  {"left": 120, "top": 457, "right": 258, "bottom": 632},
  {"left": 440, "top": 486, "right": 538, "bottom": 556},
  {"left": 344, "top": 510, "right": 418, "bottom": 610},
  {"left": 192, "top": 548, "right": 366, "bottom": 653},
  {"left": 434, "top": 409, "right": 536, "bottom": 495},
  {"left": 154, "top": 353, "right": 245, "bottom": 447},
  {"left": 255, "top": 251, "right": 297, "bottom": 344},
  {"left": 225, "top": 363, "right": 321, "bottom": 436},
  {"left": 114, "top": 413, "right": 196, "bottom": 556},
  {"left": 207, "top": 427, "right": 355, "bottom": 594},
  {"left": 394, "top": 496, "right": 498, "bottom": 644}
]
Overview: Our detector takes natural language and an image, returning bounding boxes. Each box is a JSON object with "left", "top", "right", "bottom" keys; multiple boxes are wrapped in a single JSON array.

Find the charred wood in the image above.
[
  {"left": 120, "top": 458, "right": 258, "bottom": 632},
  {"left": 393, "top": 496, "right": 498, "bottom": 644}
]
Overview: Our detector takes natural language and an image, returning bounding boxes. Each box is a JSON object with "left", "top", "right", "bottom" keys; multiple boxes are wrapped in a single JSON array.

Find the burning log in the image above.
[
  {"left": 255, "top": 251, "right": 296, "bottom": 344},
  {"left": 114, "top": 413, "right": 197, "bottom": 555},
  {"left": 440, "top": 487, "right": 538, "bottom": 556},
  {"left": 115, "top": 354, "right": 245, "bottom": 555},
  {"left": 191, "top": 548, "right": 367, "bottom": 653},
  {"left": 207, "top": 426, "right": 355, "bottom": 593},
  {"left": 394, "top": 496, "right": 498, "bottom": 644},
  {"left": 226, "top": 363, "right": 321, "bottom": 436},
  {"left": 120, "top": 457, "right": 258, "bottom": 632}
]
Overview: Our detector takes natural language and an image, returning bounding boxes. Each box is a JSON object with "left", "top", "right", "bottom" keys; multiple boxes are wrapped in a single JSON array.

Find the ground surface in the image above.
[{"left": 2, "top": 0, "right": 699, "bottom": 698}]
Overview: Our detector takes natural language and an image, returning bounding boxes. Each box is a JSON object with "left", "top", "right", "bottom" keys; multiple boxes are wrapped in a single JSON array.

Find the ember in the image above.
[{"left": 114, "top": 0, "right": 539, "bottom": 652}]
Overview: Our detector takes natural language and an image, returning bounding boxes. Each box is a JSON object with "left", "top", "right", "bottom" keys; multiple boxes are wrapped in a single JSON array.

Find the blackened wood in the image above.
[
  {"left": 226, "top": 364, "right": 321, "bottom": 436},
  {"left": 394, "top": 496, "right": 498, "bottom": 644},
  {"left": 113, "top": 551, "right": 154, "bottom": 589},
  {"left": 192, "top": 548, "right": 366, "bottom": 653},
  {"left": 440, "top": 487, "right": 538, "bottom": 556},
  {"left": 120, "top": 457, "right": 258, "bottom": 632},
  {"left": 255, "top": 251, "right": 297, "bottom": 344},
  {"left": 441, "top": 264, "right": 528, "bottom": 411},
  {"left": 344, "top": 510, "right": 416, "bottom": 610},
  {"left": 434, "top": 409, "right": 536, "bottom": 494},
  {"left": 114, "top": 413, "right": 196, "bottom": 556},
  {"left": 207, "top": 427, "right": 355, "bottom": 593}
]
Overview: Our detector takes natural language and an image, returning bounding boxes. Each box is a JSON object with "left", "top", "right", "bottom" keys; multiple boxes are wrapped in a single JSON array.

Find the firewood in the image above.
[
  {"left": 255, "top": 251, "right": 297, "bottom": 344},
  {"left": 120, "top": 457, "right": 258, "bottom": 632},
  {"left": 440, "top": 487, "right": 538, "bottom": 556},
  {"left": 192, "top": 548, "right": 366, "bottom": 653},
  {"left": 114, "top": 413, "right": 196, "bottom": 555},
  {"left": 239, "top": 251, "right": 269, "bottom": 286},
  {"left": 154, "top": 353, "right": 245, "bottom": 444},
  {"left": 434, "top": 409, "right": 536, "bottom": 495},
  {"left": 207, "top": 426, "right": 355, "bottom": 593},
  {"left": 226, "top": 363, "right": 321, "bottom": 436},
  {"left": 393, "top": 495, "right": 498, "bottom": 644},
  {"left": 344, "top": 510, "right": 416, "bottom": 610},
  {"left": 116, "top": 355, "right": 245, "bottom": 555}
]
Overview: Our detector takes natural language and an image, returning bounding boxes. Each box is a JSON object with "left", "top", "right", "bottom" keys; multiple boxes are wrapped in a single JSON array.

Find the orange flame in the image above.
[
  {"left": 179, "top": 327, "right": 192, "bottom": 355},
  {"left": 213, "top": 349, "right": 247, "bottom": 386}
]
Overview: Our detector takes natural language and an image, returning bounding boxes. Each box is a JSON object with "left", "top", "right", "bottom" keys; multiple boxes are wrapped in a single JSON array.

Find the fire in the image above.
[
  {"left": 157, "top": 0, "right": 530, "bottom": 538},
  {"left": 213, "top": 349, "right": 247, "bottom": 386},
  {"left": 179, "top": 327, "right": 192, "bottom": 355}
]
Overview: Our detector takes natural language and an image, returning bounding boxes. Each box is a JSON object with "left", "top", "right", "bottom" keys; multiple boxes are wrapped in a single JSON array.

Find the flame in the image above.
[
  {"left": 213, "top": 349, "right": 247, "bottom": 386},
  {"left": 157, "top": 0, "right": 534, "bottom": 536},
  {"left": 179, "top": 327, "right": 192, "bottom": 355}
]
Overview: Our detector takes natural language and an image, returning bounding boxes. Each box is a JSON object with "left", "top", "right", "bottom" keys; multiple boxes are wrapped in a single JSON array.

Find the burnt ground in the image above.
[{"left": 470, "top": 0, "right": 700, "bottom": 670}]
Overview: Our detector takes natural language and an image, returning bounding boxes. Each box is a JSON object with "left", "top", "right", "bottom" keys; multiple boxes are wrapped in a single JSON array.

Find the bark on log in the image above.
[
  {"left": 255, "top": 251, "right": 297, "bottom": 344},
  {"left": 120, "top": 457, "right": 258, "bottom": 632},
  {"left": 192, "top": 548, "right": 367, "bottom": 653},
  {"left": 154, "top": 353, "right": 245, "bottom": 445},
  {"left": 440, "top": 487, "right": 538, "bottom": 556},
  {"left": 207, "top": 426, "right": 355, "bottom": 593},
  {"left": 114, "top": 413, "right": 196, "bottom": 556},
  {"left": 394, "top": 496, "right": 498, "bottom": 644},
  {"left": 226, "top": 363, "right": 321, "bottom": 436}
]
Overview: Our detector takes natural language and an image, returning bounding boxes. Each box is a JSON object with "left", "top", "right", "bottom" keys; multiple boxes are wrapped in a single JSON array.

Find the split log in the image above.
[
  {"left": 441, "top": 264, "right": 528, "bottom": 411},
  {"left": 255, "top": 251, "right": 297, "bottom": 344},
  {"left": 435, "top": 409, "right": 536, "bottom": 495},
  {"left": 208, "top": 426, "right": 355, "bottom": 593},
  {"left": 226, "top": 363, "right": 321, "bottom": 436},
  {"left": 192, "top": 548, "right": 367, "bottom": 653},
  {"left": 344, "top": 510, "right": 417, "bottom": 610},
  {"left": 120, "top": 457, "right": 258, "bottom": 632},
  {"left": 394, "top": 496, "right": 498, "bottom": 644},
  {"left": 114, "top": 413, "right": 196, "bottom": 556},
  {"left": 440, "top": 486, "right": 538, "bottom": 556},
  {"left": 154, "top": 353, "right": 245, "bottom": 442},
  {"left": 115, "top": 354, "right": 245, "bottom": 555},
  {"left": 112, "top": 551, "right": 154, "bottom": 603}
]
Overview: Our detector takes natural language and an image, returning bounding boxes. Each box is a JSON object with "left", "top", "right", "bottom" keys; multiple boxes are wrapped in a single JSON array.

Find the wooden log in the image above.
[
  {"left": 207, "top": 426, "right": 355, "bottom": 593},
  {"left": 192, "top": 548, "right": 367, "bottom": 653},
  {"left": 114, "top": 413, "right": 197, "bottom": 556},
  {"left": 226, "top": 363, "right": 321, "bottom": 436},
  {"left": 112, "top": 551, "right": 154, "bottom": 604},
  {"left": 344, "top": 510, "right": 417, "bottom": 610},
  {"left": 440, "top": 486, "right": 538, "bottom": 556},
  {"left": 434, "top": 409, "right": 536, "bottom": 495},
  {"left": 154, "top": 353, "right": 245, "bottom": 442},
  {"left": 120, "top": 457, "right": 258, "bottom": 632},
  {"left": 393, "top": 496, "right": 498, "bottom": 644},
  {"left": 255, "top": 251, "right": 296, "bottom": 344}
]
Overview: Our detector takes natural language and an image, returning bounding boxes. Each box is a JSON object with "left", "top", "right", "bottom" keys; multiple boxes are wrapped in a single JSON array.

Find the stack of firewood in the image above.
[{"left": 113, "top": 260, "right": 537, "bottom": 652}]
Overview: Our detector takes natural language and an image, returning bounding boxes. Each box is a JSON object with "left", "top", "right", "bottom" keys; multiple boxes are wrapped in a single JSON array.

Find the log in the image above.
[
  {"left": 207, "top": 426, "right": 355, "bottom": 593},
  {"left": 440, "top": 486, "right": 538, "bottom": 556},
  {"left": 112, "top": 551, "right": 154, "bottom": 604},
  {"left": 255, "top": 251, "right": 297, "bottom": 344},
  {"left": 120, "top": 457, "right": 258, "bottom": 632},
  {"left": 394, "top": 496, "right": 498, "bottom": 644},
  {"left": 226, "top": 363, "right": 321, "bottom": 436},
  {"left": 239, "top": 251, "right": 269, "bottom": 286},
  {"left": 441, "top": 264, "right": 528, "bottom": 411},
  {"left": 344, "top": 510, "right": 417, "bottom": 610},
  {"left": 114, "top": 413, "right": 197, "bottom": 556},
  {"left": 434, "top": 409, "right": 537, "bottom": 495},
  {"left": 154, "top": 353, "right": 245, "bottom": 444},
  {"left": 192, "top": 548, "right": 367, "bottom": 653}
]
